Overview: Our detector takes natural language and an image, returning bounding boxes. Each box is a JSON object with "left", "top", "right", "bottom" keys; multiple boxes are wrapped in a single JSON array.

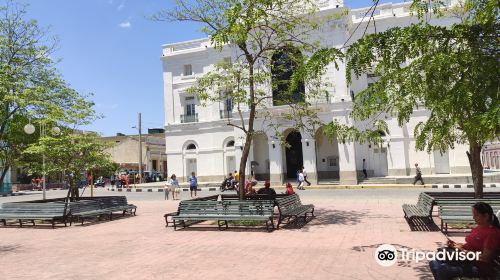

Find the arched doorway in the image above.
[{"left": 285, "top": 131, "right": 303, "bottom": 179}]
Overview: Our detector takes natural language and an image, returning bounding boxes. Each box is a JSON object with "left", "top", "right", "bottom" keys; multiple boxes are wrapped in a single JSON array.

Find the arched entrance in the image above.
[{"left": 285, "top": 131, "right": 303, "bottom": 179}]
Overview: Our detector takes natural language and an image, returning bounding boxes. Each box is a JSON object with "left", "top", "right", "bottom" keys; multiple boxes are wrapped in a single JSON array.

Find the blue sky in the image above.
[{"left": 14, "top": 0, "right": 405, "bottom": 136}]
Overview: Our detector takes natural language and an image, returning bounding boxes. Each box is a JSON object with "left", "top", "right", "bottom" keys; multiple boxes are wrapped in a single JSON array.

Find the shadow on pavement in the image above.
[
  {"left": 351, "top": 243, "right": 434, "bottom": 279},
  {"left": 297, "top": 208, "right": 392, "bottom": 232},
  {"left": 0, "top": 244, "right": 22, "bottom": 254},
  {"left": 406, "top": 217, "right": 440, "bottom": 232},
  {"left": 76, "top": 214, "right": 136, "bottom": 227}
]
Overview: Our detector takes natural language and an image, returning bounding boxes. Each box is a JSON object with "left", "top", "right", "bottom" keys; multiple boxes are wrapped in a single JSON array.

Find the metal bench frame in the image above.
[
  {"left": 275, "top": 194, "right": 315, "bottom": 229},
  {"left": 171, "top": 200, "right": 275, "bottom": 232}
]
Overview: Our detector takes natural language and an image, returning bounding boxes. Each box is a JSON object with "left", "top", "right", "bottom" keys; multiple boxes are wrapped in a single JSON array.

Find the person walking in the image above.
[
  {"left": 169, "top": 174, "right": 179, "bottom": 200},
  {"left": 297, "top": 169, "right": 305, "bottom": 190},
  {"left": 189, "top": 172, "right": 198, "bottom": 198},
  {"left": 413, "top": 163, "right": 425, "bottom": 185},
  {"left": 362, "top": 159, "right": 368, "bottom": 179},
  {"left": 302, "top": 166, "right": 311, "bottom": 186},
  {"left": 125, "top": 173, "right": 130, "bottom": 189},
  {"left": 164, "top": 180, "right": 171, "bottom": 200}
]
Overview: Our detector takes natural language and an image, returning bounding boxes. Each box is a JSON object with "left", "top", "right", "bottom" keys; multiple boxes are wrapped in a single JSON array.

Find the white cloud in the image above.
[
  {"left": 117, "top": 0, "right": 126, "bottom": 11},
  {"left": 119, "top": 21, "right": 131, "bottom": 28}
]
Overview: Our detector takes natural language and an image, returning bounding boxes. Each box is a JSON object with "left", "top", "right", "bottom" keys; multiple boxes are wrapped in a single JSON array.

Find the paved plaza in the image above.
[{"left": 0, "top": 188, "right": 486, "bottom": 280}]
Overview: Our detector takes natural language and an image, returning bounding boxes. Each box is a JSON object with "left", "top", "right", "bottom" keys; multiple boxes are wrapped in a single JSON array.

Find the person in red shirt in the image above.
[
  {"left": 429, "top": 202, "right": 500, "bottom": 279},
  {"left": 285, "top": 183, "right": 295, "bottom": 195}
]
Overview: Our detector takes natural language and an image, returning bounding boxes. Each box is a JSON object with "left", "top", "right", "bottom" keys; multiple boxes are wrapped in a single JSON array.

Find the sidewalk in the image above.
[{"left": 0, "top": 189, "right": 454, "bottom": 280}]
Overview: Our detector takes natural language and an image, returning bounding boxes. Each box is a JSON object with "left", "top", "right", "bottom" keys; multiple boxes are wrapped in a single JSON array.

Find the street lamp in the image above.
[{"left": 24, "top": 122, "right": 60, "bottom": 200}]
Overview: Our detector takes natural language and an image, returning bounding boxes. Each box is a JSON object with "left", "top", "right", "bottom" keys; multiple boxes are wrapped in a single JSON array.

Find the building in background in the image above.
[
  {"left": 483, "top": 141, "right": 500, "bottom": 170},
  {"left": 161, "top": 0, "right": 471, "bottom": 184},
  {"left": 102, "top": 131, "right": 167, "bottom": 176}
]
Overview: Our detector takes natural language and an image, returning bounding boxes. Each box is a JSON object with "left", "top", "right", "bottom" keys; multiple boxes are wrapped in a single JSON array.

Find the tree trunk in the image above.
[
  {"left": 0, "top": 164, "right": 10, "bottom": 192},
  {"left": 238, "top": 60, "right": 257, "bottom": 200},
  {"left": 65, "top": 176, "right": 79, "bottom": 202},
  {"left": 466, "top": 142, "right": 483, "bottom": 199}
]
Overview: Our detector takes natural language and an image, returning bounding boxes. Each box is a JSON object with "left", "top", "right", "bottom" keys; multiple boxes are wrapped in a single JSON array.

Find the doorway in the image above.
[
  {"left": 373, "top": 147, "right": 388, "bottom": 176},
  {"left": 285, "top": 131, "right": 303, "bottom": 179},
  {"left": 434, "top": 150, "right": 450, "bottom": 174},
  {"left": 186, "top": 158, "right": 197, "bottom": 177}
]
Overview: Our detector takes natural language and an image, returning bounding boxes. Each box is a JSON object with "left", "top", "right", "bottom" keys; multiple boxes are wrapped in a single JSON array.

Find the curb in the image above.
[
  {"left": 431, "top": 183, "right": 497, "bottom": 189},
  {"left": 105, "top": 183, "right": 499, "bottom": 192},
  {"left": 107, "top": 187, "right": 219, "bottom": 192}
]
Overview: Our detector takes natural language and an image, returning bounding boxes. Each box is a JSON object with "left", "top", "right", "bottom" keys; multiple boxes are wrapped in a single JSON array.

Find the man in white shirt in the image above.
[
  {"left": 302, "top": 166, "right": 311, "bottom": 186},
  {"left": 297, "top": 169, "right": 305, "bottom": 190}
]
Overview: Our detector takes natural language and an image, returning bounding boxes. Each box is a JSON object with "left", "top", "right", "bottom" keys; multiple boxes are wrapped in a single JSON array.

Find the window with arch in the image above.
[
  {"left": 271, "top": 47, "right": 305, "bottom": 106},
  {"left": 226, "top": 140, "right": 235, "bottom": 147},
  {"left": 186, "top": 143, "right": 197, "bottom": 150}
]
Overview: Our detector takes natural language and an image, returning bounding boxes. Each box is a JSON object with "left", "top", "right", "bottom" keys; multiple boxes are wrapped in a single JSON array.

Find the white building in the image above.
[{"left": 161, "top": 0, "right": 470, "bottom": 184}]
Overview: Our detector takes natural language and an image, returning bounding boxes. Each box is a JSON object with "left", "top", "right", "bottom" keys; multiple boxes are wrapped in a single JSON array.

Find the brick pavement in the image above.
[{"left": 0, "top": 191, "right": 461, "bottom": 280}]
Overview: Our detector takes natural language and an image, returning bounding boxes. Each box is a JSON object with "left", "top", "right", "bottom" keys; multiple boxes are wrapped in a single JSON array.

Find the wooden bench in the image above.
[
  {"left": 402, "top": 192, "right": 435, "bottom": 223},
  {"left": 69, "top": 200, "right": 112, "bottom": 225},
  {"left": 275, "top": 194, "right": 314, "bottom": 229},
  {"left": 437, "top": 200, "right": 500, "bottom": 234},
  {"left": 171, "top": 200, "right": 275, "bottom": 231},
  {"left": 93, "top": 196, "right": 137, "bottom": 218},
  {"left": 0, "top": 203, "right": 69, "bottom": 228},
  {"left": 164, "top": 195, "right": 219, "bottom": 227}
]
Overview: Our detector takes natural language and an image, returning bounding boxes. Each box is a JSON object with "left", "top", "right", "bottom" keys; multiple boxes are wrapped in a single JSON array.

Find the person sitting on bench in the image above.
[
  {"left": 429, "top": 202, "right": 500, "bottom": 280},
  {"left": 257, "top": 180, "right": 276, "bottom": 198}
]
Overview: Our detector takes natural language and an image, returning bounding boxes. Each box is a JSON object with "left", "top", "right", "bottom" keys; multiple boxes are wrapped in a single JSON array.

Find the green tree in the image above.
[
  {"left": 157, "top": 0, "right": 343, "bottom": 199},
  {"left": 23, "top": 131, "right": 115, "bottom": 200},
  {"left": 0, "top": 1, "right": 95, "bottom": 188},
  {"left": 315, "top": 0, "right": 499, "bottom": 198}
]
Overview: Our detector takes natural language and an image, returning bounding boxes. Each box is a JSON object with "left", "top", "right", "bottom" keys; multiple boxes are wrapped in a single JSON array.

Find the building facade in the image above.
[
  {"left": 102, "top": 133, "right": 168, "bottom": 175},
  {"left": 161, "top": 0, "right": 471, "bottom": 184}
]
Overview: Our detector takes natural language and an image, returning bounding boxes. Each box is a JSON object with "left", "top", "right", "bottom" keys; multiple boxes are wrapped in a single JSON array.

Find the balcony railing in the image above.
[
  {"left": 219, "top": 110, "right": 233, "bottom": 119},
  {"left": 180, "top": 113, "right": 198, "bottom": 123}
]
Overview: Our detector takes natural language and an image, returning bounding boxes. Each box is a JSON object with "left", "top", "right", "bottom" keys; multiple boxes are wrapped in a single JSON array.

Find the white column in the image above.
[
  {"left": 338, "top": 141, "right": 358, "bottom": 185},
  {"left": 248, "top": 143, "right": 254, "bottom": 177},
  {"left": 301, "top": 137, "right": 318, "bottom": 184},
  {"left": 268, "top": 140, "right": 283, "bottom": 185},
  {"left": 234, "top": 142, "right": 243, "bottom": 175}
]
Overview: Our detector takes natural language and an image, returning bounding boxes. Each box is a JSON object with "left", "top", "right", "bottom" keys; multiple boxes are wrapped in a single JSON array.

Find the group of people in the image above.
[
  {"left": 164, "top": 172, "right": 198, "bottom": 200},
  {"left": 30, "top": 177, "right": 44, "bottom": 190},
  {"left": 110, "top": 173, "right": 130, "bottom": 189}
]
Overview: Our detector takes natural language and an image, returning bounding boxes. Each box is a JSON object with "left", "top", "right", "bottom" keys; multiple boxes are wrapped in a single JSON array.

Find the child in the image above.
[
  {"left": 169, "top": 174, "right": 179, "bottom": 200},
  {"left": 286, "top": 183, "right": 295, "bottom": 195},
  {"left": 189, "top": 172, "right": 198, "bottom": 198}
]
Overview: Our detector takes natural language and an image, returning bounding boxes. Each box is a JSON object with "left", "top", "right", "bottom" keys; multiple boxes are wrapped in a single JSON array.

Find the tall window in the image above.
[
  {"left": 225, "top": 97, "right": 233, "bottom": 112},
  {"left": 183, "top": 64, "right": 193, "bottom": 76},
  {"left": 185, "top": 96, "right": 195, "bottom": 115},
  {"left": 271, "top": 47, "right": 305, "bottom": 106}
]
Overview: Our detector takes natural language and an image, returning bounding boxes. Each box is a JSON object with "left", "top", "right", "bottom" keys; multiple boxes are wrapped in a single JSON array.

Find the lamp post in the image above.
[
  {"left": 132, "top": 112, "right": 143, "bottom": 184},
  {"left": 24, "top": 122, "right": 60, "bottom": 200}
]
